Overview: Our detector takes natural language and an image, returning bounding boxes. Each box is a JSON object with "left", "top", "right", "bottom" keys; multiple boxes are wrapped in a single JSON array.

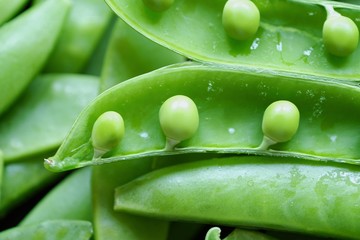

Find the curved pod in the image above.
[{"left": 114, "top": 156, "right": 360, "bottom": 239}]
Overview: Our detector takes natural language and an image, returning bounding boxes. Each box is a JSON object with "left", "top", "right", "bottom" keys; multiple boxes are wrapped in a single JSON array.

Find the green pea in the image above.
[
  {"left": 91, "top": 111, "right": 125, "bottom": 158},
  {"left": 142, "top": 0, "right": 174, "bottom": 12},
  {"left": 323, "top": 13, "right": 359, "bottom": 57},
  {"left": 159, "top": 95, "right": 199, "bottom": 150},
  {"left": 259, "top": 100, "right": 299, "bottom": 150},
  {"left": 222, "top": 0, "right": 260, "bottom": 40}
]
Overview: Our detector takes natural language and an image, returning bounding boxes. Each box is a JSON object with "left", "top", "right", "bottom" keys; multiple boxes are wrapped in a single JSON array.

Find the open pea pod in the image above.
[
  {"left": 0, "top": 0, "right": 70, "bottom": 115},
  {"left": 105, "top": 0, "right": 360, "bottom": 80},
  {"left": 46, "top": 63, "right": 360, "bottom": 172},
  {"left": 0, "top": 0, "right": 30, "bottom": 25},
  {"left": 0, "top": 220, "right": 92, "bottom": 240},
  {"left": 114, "top": 156, "right": 360, "bottom": 239},
  {"left": 100, "top": 18, "right": 184, "bottom": 91},
  {"left": 35, "top": 0, "right": 113, "bottom": 73},
  {"left": 0, "top": 74, "right": 99, "bottom": 162}
]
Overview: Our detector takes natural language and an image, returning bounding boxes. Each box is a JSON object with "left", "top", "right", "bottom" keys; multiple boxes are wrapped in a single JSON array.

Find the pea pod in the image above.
[
  {"left": 105, "top": 0, "right": 360, "bottom": 80},
  {"left": 46, "top": 63, "right": 360, "bottom": 172},
  {"left": 205, "top": 227, "right": 278, "bottom": 240},
  {"left": 0, "top": 0, "right": 70, "bottom": 115},
  {"left": 114, "top": 156, "right": 360, "bottom": 239},
  {"left": 0, "top": 220, "right": 93, "bottom": 240},
  {"left": 100, "top": 18, "right": 184, "bottom": 91},
  {"left": 92, "top": 159, "right": 169, "bottom": 240},
  {"left": 19, "top": 167, "right": 92, "bottom": 226},
  {"left": 0, "top": 153, "right": 62, "bottom": 218},
  {"left": 0, "top": 0, "right": 30, "bottom": 25},
  {"left": 0, "top": 74, "right": 99, "bottom": 162},
  {"left": 36, "top": 0, "right": 113, "bottom": 73}
]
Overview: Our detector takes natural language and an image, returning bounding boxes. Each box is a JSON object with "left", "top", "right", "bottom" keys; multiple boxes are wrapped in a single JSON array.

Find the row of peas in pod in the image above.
[
  {"left": 91, "top": 96, "right": 299, "bottom": 158},
  {"left": 106, "top": 0, "right": 360, "bottom": 80},
  {"left": 143, "top": 0, "right": 359, "bottom": 56}
]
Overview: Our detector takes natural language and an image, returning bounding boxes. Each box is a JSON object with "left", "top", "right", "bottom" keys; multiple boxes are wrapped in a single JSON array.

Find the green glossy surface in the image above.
[
  {"left": 46, "top": 63, "right": 360, "bottom": 171},
  {"left": 323, "top": 14, "right": 359, "bottom": 56},
  {"left": 222, "top": 0, "right": 260, "bottom": 40},
  {"left": 159, "top": 95, "right": 199, "bottom": 143},
  {"left": 92, "top": 158, "right": 169, "bottom": 240},
  {"left": 114, "top": 156, "right": 360, "bottom": 239},
  {"left": 143, "top": 0, "right": 174, "bottom": 11},
  {"left": 0, "top": 74, "right": 99, "bottom": 162},
  {"left": 42, "top": 0, "right": 113, "bottom": 73},
  {"left": 100, "top": 19, "right": 184, "bottom": 91},
  {"left": 0, "top": 0, "right": 69, "bottom": 115},
  {"left": 205, "top": 227, "right": 278, "bottom": 240},
  {"left": 0, "top": 0, "right": 30, "bottom": 25},
  {"left": 0, "top": 154, "right": 61, "bottom": 217},
  {"left": 262, "top": 100, "right": 300, "bottom": 143},
  {"left": 0, "top": 220, "right": 93, "bottom": 239},
  {"left": 105, "top": 0, "right": 360, "bottom": 80},
  {"left": 91, "top": 111, "right": 125, "bottom": 155},
  {"left": 20, "top": 168, "right": 92, "bottom": 226}
]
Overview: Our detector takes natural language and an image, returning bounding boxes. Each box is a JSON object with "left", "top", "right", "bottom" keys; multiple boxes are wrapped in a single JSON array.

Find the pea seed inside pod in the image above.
[
  {"left": 159, "top": 95, "right": 199, "bottom": 150},
  {"left": 258, "top": 100, "right": 300, "bottom": 150},
  {"left": 323, "top": 14, "right": 359, "bottom": 57},
  {"left": 222, "top": 0, "right": 260, "bottom": 40},
  {"left": 91, "top": 111, "right": 125, "bottom": 158},
  {"left": 142, "top": 0, "right": 174, "bottom": 12}
]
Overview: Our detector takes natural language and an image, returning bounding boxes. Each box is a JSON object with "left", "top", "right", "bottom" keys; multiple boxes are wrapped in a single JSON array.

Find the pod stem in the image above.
[
  {"left": 324, "top": 4, "right": 340, "bottom": 19},
  {"left": 256, "top": 135, "right": 277, "bottom": 150},
  {"left": 165, "top": 137, "right": 181, "bottom": 151}
]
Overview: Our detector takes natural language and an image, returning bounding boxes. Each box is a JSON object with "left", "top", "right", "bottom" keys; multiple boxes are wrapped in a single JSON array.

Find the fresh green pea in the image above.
[
  {"left": 91, "top": 111, "right": 125, "bottom": 158},
  {"left": 0, "top": 74, "right": 99, "bottom": 162},
  {"left": 142, "top": 0, "right": 174, "bottom": 12},
  {"left": 222, "top": 0, "right": 260, "bottom": 40},
  {"left": 0, "top": 220, "right": 93, "bottom": 240},
  {"left": 258, "top": 100, "right": 300, "bottom": 150},
  {"left": 159, "top": 95, "right": 199, "bottom": 150},
  {"left": 105, "top": 0, "right": 360, "bottom": 80},
  {"left": 45, "top": 63, "right": 360, "bottom": 172},
  {"left": 323, "top": 12, "right": 359, "bottom": 57},
  {"left": 114, "top": 156, "right": 360, "bottom": 239},
  {"left": 0, "top": 0, "right": 69, "bottom": 116}
]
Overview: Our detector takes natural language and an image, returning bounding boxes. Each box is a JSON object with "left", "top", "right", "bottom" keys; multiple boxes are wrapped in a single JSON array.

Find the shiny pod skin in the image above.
[
  {"left": 114, "top": 156, "right": 360, "bottom": 239},
  {"left": 105, "top": 0, "right": 360, "bottom": 80},
  {"left": 45, "top": 63, "right": 360, "bottom": 171}
]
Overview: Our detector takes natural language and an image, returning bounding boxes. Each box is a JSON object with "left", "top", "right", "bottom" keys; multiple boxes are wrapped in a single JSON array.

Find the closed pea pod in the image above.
[
  {"left": 142, "top": 0, "right": 174, "bottom": 12},
  {"left": 114, "top": 156, "right": 360, "bottom": 239}
]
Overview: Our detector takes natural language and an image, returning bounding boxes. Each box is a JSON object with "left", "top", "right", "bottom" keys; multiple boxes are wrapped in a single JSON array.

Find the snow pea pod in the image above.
[
  {"left": 114, "top": 156, "right": 360, "bottom": 239},
  {"left": 0, "top": 74, "right": 99, "bottom": 162},
  {"left": 105, "top": 0, "right": 360, "bottom": 80},
  {"left": 20, "top": 167, "right": 92, "bottom": 226},
  {"left": 36, "top": 0, "right": 113, "bottom": 73},
  {"left": 0, "top": 220, "right": 93, "bottom": 240},
  {"left": 92, "top": 158, "right": 169, "bottom": 240},
  {"left": 0, "top": 0, "right": 30, "bottom": 25},
  {"left": 0, "top": 153, "right": 62, "bottom": 218},
  {"left": 45, "top": 63, "right": 360, "bottom": 172},
  {"left": 100, "top": 18, "right": 184, "bottom": 91},
  {"left": 0, "top": 0, "right": 70, "bottom": 115}
]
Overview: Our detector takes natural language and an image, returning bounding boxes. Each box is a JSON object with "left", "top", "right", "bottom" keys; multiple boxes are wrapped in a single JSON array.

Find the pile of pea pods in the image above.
[{"left": 0, "top": 0, "right": 360, "bottom": 239}]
